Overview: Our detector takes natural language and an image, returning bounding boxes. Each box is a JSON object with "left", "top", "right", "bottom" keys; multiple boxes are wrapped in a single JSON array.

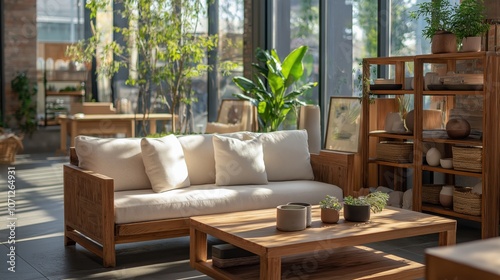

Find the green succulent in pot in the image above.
[
  {"left": 319, "top": 195, "right": 342, "bottom": 224},
  {"left": 232, "top": 45, "right": 318, "bottom": 132}
]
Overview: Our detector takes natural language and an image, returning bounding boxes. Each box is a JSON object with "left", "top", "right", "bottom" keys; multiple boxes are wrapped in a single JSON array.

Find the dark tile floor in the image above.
[{"left": 0, "top": 153, "right": 483, "bottom": 280}]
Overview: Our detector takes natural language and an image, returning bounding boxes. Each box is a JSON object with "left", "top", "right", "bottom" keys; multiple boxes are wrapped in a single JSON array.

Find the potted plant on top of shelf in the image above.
[
  {"left": 319, "top": 195, "right": 343, "bottom": 223},
  {"left": 343, "top": 191, "right": 389, "bottom": 222},
  {"left": 452, "top": 0, "right": 490, "bottom": 52},
  {"left": 410, "top": 0, "right": 458, "bottom": 54}
]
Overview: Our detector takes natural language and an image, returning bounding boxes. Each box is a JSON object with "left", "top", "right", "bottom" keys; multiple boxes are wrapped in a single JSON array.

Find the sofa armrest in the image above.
[
  {"left": 63, "top": 163, "right": 115, "bottom": 247},
  {"left": 310, "top": 150, "right": 357, "bottom": 197}
]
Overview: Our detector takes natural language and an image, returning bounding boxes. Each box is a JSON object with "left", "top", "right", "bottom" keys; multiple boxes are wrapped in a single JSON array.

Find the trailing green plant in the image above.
[
  {"left": 452, "top": 0, "right": 490, "bottom": 40},
  {"left": 410, "top": 0, "right": 457, "bottom": 39},
  {"left": 232, "top": 46, "right": 318, "bottom": 132},
  {"left": 343, "top": 191, "right": 389, "bottom": 213},
  {"left": 319, "top": 195, "right": 342, "bottom": 211},
  {"left": 11, "top": 71, "right": 37, "bottom": 137}
]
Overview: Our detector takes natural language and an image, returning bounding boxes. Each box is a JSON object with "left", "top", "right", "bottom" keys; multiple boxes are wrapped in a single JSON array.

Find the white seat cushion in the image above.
[{"left": 114, "top": 180, "right": 343, "bottom": 224}]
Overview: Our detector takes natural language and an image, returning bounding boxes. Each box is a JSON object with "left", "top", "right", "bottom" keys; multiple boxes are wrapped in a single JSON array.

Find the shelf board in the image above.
[
  {"left": 46, "top": 90, "right": 84, "bottom": 97},
  {"left": 422, "top": 138, "right": 482, "bottom": 146},
  {"left": 422, "top": 204, "right": 482, "bottom": 222},
  {"left": 368, "top": 159, "right": 413, "bottom": 168},
  {"left": 422, "top": 90, "right": 483, "bottom": 95},
  {"left": 369, "top": 130, "right": 414, "bottom": 140},
  {"left": 422, "top": 165, "right": 482, "bottom": 177},
  {"left": 370, "top": 90, "right": 413, "bottom": 95}
]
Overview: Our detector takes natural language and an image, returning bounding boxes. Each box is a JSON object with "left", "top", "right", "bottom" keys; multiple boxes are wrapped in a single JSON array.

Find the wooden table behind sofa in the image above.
[{"left": 58, "top": 113, "right": 173, "bottom": 153}]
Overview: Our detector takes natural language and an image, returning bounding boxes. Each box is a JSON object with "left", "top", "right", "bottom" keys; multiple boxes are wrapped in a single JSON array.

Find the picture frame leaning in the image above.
[{"left": 324, "top": 96, "right": 362, "bottom": 153}]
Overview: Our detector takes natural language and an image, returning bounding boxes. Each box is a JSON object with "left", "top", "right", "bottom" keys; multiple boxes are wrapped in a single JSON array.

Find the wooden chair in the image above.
[{"left": 205, "top": 100, "right": 258, "bottom": 133}]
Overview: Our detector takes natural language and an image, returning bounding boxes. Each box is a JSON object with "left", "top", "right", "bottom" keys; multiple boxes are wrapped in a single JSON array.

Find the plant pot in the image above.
[
  {"left": 320, "top": 208, "right": 340, "bottom": 223},
  {"left": 431, "top": 32, "right": 457, "bottom": 54},
  {"left": 461, "top": 36, "right": 482, "bottom": 52},
  {"left": 343, "top": 204, "right": 370, "bottom": 222},
  {"left": 276, "top": 205, "right": 307, "bottom": 231}
]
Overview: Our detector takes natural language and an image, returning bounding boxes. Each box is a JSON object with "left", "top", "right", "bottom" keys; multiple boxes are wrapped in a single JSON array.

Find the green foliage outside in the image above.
[{"left": 67, "top": 0, "right": 236, "bottom": 135}]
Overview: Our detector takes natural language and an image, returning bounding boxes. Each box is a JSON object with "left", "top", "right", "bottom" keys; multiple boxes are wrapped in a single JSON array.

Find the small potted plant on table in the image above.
[
  {"left": 319, "top": 195, "right": 342, "bottom": 223},
  {"left": 343, "top": 191, "right": 389, "bottom": 222}
]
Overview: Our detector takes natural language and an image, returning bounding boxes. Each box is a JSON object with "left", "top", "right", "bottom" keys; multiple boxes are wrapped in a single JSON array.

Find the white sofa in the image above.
[{"left": 64, "top": 130, "right": 354, "bottom": 267}]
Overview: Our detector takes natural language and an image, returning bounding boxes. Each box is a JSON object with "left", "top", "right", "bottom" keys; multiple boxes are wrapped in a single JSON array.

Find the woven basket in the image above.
[
  {"left": 376, "top": 141, "right": 413, "bottom": 163},
  {"left": 452, "top": 146, "right": 482, "bottom": 172},
  {"left": 453, "top": 187, "right": 481, "bottom": 216},
  {"left": 0, "top": 133, "right": 23, "bottom": 164},
  {"left": 422, "top": 184, "right": 443, "bottom": 204}
]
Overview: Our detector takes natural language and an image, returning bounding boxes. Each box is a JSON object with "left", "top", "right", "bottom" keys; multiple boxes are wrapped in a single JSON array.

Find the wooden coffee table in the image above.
[{"left": 190, "top": 206, "right": 456, "bottom": 280}]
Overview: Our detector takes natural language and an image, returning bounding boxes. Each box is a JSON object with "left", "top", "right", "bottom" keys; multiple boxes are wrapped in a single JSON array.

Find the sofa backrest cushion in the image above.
[
  {"left": 252, "top": 130, "right": 314, "bottom": 181},
  {"left": 177, "top": 132, "right": 248, "bottom": 185},
  {"left": 213, "top": 134, "right": 268, "bottom": 186},
  {"left": 141, "top": 135, "right": 190, "bottom": 193},
  {"left": 74, "top": 136, "right": 151, "bottom": 191}
]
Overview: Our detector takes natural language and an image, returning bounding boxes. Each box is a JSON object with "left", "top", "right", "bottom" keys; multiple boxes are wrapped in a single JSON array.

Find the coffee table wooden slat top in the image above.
[{"left": 190, "top": 206, "right": 456, "bottom": 280}]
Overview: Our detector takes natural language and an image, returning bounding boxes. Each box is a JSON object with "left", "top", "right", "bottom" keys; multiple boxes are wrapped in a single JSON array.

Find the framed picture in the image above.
[{"left": 325, "top": 97, "right": 362, "bottom": 153}]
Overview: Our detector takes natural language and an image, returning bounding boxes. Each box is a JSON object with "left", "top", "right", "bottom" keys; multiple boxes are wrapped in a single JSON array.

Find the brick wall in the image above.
[{"left": 3, "top": 0, "right": 37, "bottom": 127}]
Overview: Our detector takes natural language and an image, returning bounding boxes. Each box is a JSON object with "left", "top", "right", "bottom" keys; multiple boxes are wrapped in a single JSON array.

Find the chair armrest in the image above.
[{"left": 310, "top": 150, "right": 356, "bottom": 196}]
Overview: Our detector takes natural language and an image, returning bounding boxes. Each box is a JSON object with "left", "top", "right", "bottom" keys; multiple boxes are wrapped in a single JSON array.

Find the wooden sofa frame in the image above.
[{"left": 63, "top": 148, "right": 356, "bottom": 267}]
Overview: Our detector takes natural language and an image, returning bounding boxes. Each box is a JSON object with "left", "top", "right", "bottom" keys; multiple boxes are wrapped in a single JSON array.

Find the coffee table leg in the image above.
[
  {"left": 260, "top": 256, "right": 281, "bottom": 280},
  {"left": 190, "top": 227, "right": 207, "bottom": 267},
  {"left": 438, "top": 229, "right": 456, "bottom": 246}
]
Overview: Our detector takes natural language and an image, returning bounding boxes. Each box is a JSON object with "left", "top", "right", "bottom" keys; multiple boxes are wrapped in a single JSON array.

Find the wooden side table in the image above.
[{"left": 426, "top": 237, "right": 500, "bottom": 280}]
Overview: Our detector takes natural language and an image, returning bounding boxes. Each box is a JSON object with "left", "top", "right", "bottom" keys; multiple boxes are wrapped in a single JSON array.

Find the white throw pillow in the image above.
[
  {"left": 177, "top": 134, "right": 216, "bottom": 185},
  {"left": 212, "top": 135, "right": 268, "bottom": 186},
  {"left": 253, "top": 130, "right": 314, "bottom": 181},
  {"left": 74, "top": 136, "right": 150, "bottom": 191},
  {"left": 141, "top": 135, "right": 190, "bottom": 193}
]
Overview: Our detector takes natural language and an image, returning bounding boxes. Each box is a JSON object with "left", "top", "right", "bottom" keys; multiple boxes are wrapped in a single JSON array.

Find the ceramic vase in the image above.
[
  {"left": 431, "top": 32, "right": 457, "bottom": 54},
  {"left": 344, "top": 204, "right": 370, "bottom": 222},
  {"left": 426, "top": 147, "right": 442, "bottom": 167},
  {"left": 384, "top": 112, "right": 405, "bottom": 133},
  {"left": 461, "top": 37, "right": 482, "bottom": 52},
  {"left": 276, "top": 205, "right": 307, "bottom": 231},
  {"left": 287, "top": 202, "right": 312, "bottom": 227},
  {"left": 320, "top": 208, "right": 340, "bottom": 224},
  {"left": 439, "top": 185, "right": 454, "bottom": 209}
]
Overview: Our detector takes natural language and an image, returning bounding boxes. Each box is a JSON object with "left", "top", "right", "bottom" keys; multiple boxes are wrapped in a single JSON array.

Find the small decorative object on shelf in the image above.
[
  {"left": 426, "top": 147, "right": 442, "bottom": 167},
  {"left": 439, "top": 185, "right": 454, "bottom": 208},
  {"left": 440, "top": 158, "right": 453, "bottom": 169},
  {"left": 319, "top": 195, "right": 342, "bottom": 224},
  {"left": 446, "top": 118, "right": 471, "bottom": 139},
  {"left": 343, "top": 192, "right": 389, "bottom": 222}
]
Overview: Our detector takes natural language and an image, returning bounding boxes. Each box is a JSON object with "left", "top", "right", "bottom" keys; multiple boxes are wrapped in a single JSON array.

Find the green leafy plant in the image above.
[
  {"left": 11, "top": 71, "right": 37, "bottom": 137},
  {"left": 319, "top": 195, "right": 342, "bottom": 211},
  {"left": 232, "top": 46, "right": 318, "bottom": 132},
  {"left": 452, "top": 0, "right": 490, "bottom": 40},
  {"left": 410, "top": 0, "right": 457, "bottom": 39},
  {"left": 343, "top": 191, "right": 389, "bottom": 213}
]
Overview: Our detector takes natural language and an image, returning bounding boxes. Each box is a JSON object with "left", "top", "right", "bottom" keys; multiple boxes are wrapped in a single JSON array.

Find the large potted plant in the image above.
[
  {"left": 11, "top": 71, "right": 38, "bottom": 137},
  {"left": 232, "top": 46, "right": 317, "bottom": 132},
  {"left": 410, "top": 0, "right": 458, "bottom": 54},
  {"left": 343, "top": 191, "right": 389, "bottom": 222},
  {"left": 453, "top": 0, "right": 490, "bottom": 52}
]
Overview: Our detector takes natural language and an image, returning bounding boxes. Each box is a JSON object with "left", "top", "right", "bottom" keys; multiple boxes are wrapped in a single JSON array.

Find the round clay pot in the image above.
[
  {"left": 439, "top": 185, "right": 454, "bottom": 209},
  {"left": 431, "top": 32, "right": 457, "bottom": 54},
  {"left": 321, "top": 208, "right": 340, "bottom": 224},
  {"left": 344, "top": 204, "right": 370, "bottom": 222},
  {"left": 461, "top": 37, "right": 482, "bottom": 52},
  {"left": 446, "top": 118, "right": 471, "bottom": 139}
]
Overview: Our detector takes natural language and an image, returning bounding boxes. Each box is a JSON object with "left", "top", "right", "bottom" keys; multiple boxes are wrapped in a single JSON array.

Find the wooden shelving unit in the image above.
[{"left": 362, "top": 52, "right": 500, "bottom": 239}]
